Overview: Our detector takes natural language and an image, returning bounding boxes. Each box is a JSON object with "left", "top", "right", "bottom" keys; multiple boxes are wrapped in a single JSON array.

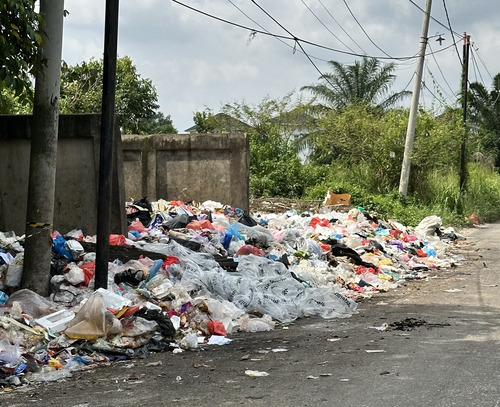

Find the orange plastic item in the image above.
[
  {"left": 186, "top": 220, "right": 215, "bottom": 230},
  {"left": 309, "top": 217, "right": 331, "bottom": 228},
  {"left": 81, "top": 262, "right": 95, "bottom": 286},
  {"left": 207, "top": 320, "right": 226, "bottom": 337},
  {"left": 109, "top": 234, "right": 130, "bottom": 247}
]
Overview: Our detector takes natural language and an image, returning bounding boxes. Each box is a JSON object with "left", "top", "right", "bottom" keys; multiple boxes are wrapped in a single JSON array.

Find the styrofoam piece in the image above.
[
  {"left": 144, "top": 301, "right": 162, "bottom": 311},
  {"left": 96, "top": 288, "right": 132, "bottom": 310},
  {"left": 35, "top": 309, "right": 75, "bottom": 332}
]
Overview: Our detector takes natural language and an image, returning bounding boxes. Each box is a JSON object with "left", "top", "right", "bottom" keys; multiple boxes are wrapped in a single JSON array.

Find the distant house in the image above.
[
  {"left": 272, "top": 111, "right": 316, "bottom": 164},
  {"left": 184, "top": 113, "right": 252, "bottom": 134}
]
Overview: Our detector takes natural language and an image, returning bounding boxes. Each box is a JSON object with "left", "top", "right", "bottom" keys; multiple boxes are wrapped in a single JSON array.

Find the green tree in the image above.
[
  {"left": 0, "top": 86, "right": 32, "bottom": 113},
  {"left": 136, "top": 111, "right": 177, "bottom": 134},
  {"left": 309, "top": 105, "right": 464, "bottom": 195},
  {"left": 301, "top": 57, "right": 410, "bottom": 111},
  {"left": 193, "top": 108, "right": 219, "bottom": 133},
  {"left": 60, "top": 56, "right": 173, "bottom": 134},
  {"left": 468, "top": 74, "right": 500, "bottom": 167},
  {"left": 222, "top": 94, "right": 310, "bottom": 198},
  {"left": 0, "top": 0, "right": 44, "bottom": 107}
]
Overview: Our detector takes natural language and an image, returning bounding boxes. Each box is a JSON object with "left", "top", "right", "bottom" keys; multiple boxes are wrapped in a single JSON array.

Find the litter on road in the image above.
[{"left": 0, "top": 197, "right": 466, "bottom": 389}]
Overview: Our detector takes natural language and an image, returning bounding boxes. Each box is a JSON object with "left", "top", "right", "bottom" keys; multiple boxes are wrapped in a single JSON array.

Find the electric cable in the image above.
[
  {"left": 249, "top": 0, "right": 333, "bottom": 86},
  {"left": 300, "top": 0, "right": 357, "bottom": 54},
  {"left": 408, "top": 0, "right": 461, "bottom": 38},
  {"left": 172, "top": 0, "right": 462, "bottom": 61},
  {"left": 341, "top": 0, "right": 393, "bottom": 58},
  {"left": 471, "top": 43, "right": 493, "bottom": 81},
  {"left": 317, "top": 0, "right": 368, "bottom": 54},
  {"left": 226, "top": 0, "right": 329, "bottom": 63},
  {"left": 427, "top": 42, "right": 456, "bottom": 97},
  {"left": 442, "top": 0, "right": 463, "bottom": 65}
]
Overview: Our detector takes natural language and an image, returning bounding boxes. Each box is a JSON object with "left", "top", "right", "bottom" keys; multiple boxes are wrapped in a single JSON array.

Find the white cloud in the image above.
[{"left": 62, "top": 0, "right": 500, "bottom": 131}]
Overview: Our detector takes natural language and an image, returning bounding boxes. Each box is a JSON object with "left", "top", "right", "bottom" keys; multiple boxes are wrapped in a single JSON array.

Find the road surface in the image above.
[{"left": 2, "top": 223, "right": 500, "bottom": 407}]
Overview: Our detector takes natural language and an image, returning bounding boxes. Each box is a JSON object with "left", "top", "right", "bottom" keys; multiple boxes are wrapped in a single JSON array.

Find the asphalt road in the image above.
[{"left": 2, "top": 223, "right": 500, "bottom": 407}]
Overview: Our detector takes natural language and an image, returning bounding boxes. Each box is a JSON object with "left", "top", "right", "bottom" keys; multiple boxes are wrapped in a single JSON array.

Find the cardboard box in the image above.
[{"left": 323, "top": 189, "right": 351, "bottom": 206}]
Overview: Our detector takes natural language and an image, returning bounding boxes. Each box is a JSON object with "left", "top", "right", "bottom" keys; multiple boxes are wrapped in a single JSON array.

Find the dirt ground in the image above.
[{"left": 2, "top": 223, "right": 500, "bottom": 407}]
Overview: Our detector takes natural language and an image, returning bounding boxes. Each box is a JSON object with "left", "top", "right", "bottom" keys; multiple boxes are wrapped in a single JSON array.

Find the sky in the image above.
[{"left": 61, "top": 0, "right": 500, "bottom": 133}]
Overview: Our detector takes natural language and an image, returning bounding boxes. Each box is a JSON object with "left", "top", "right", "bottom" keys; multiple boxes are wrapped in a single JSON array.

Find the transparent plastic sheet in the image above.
[
  {"left": 236, "top": 223, "right": 276, "bottom": 247},
  {"left": 6, "top": 289, "right": 60, "bottom": 319},
  {"left": 298, "top": 286, "right": 357, "bottom": 319},
  {"left": 239, "top": 314, "right": 275, "bottom": 332},
  {"left": 174, "top": 251, "right": 357, "bottom": 323},
  {"left": 65, "top": 292, "right": 106, "bottom": 340}
]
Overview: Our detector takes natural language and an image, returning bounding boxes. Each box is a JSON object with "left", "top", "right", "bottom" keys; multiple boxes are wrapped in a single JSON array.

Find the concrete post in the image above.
[
  {"left": 22, "top": 0, "right": 65, "bottom": 295},
  {"left": 398, "top": 0, "right": 432, "bottom": 197}
]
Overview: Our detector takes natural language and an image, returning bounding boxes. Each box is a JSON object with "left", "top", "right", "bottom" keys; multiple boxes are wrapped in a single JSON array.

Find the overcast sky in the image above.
[{"left": 61, "top": 0, "right": 500, "bottom": 132}]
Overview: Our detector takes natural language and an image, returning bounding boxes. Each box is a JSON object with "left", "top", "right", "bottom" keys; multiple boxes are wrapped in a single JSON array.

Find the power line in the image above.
[
  {"left": 341, "top": 0, "right": 393, "bottom": 58},
  {"left": 299, "top": 0, "right": 357, "bottom": 54},
  {"left": 471, "top": 43, "right": 493, "bottom": 81},
  {"left": 408, "top": 0, "right": 461, "bottom": 38},
  {"left": 427, "top": 66, "right": 455, "bottom": 102},
  {"left": 249, "top": 0, "right": 331, "bottom": 85},
  {"left": 317, "top": 0, "right": 368, "bottom": 55},
  {"left": 427, "top": 42, "right": 456, "bottom": 97},
  {"left": 422, "top": 78, "right": 450, "bottom": 109},
  {"left": 442, "top": 0, "right": 462, "bottom": 66},
  {"left": 172, "top": 0, "right": 460, "bottom": 63},
  {"left": 469, "top": 47, "right": 486, "bottom": 85},
  {"left": 226, "top": 0, "right": 329, "bottom": 63}
]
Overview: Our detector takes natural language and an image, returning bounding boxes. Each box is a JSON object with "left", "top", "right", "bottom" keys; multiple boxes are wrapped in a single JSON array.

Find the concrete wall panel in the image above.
[
  {"left": 0, "top": 114, "right": 126, "bottom": 236},
  {"left": 122, "top": 133, "right": 249, "bottom": 210}
]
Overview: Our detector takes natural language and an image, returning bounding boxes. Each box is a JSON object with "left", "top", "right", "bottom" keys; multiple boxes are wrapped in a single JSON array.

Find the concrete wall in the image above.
[
  {"left": 122, "top": 133, "right": 249, "bottom": 210},
  {"left": 0, "top": 114, "right": 126, "bottom": 236}
]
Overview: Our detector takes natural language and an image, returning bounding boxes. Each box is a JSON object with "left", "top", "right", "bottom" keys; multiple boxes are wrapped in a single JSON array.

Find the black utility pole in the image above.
[
  {"left": 95, "top": 0, "right": 119, "bottom": 289},
  {"left": 460, "top": 32, "right": 470, "bottom": 195}
]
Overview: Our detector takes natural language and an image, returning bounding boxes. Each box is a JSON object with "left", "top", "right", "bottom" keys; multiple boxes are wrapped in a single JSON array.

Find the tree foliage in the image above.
[
  {"left": 308, "top": 104, "right": 464, "bottom": 196},
  {"left": 301, "top": 57, "right": 410, "bottom": 112},
  {"left": 0, "top": 87, "right": 32, "bottom": 113},
  {"left": 0, "top": 0, "right": 44, "bottom": 105},
  {"left": 468, "top": 74, "right": 500, "bottom": 166},
  {"left": 222, "top": 94, "right": 311, "bottom": 198},
  {"left": 60, "top": 56, "right": 176, "bottom": 134},
  {"left": 193, "top": 108, "right": 219, "bottom": 133}
]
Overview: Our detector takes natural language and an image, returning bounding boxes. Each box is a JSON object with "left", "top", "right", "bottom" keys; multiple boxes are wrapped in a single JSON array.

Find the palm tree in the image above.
[
  {"left": 468, "top": 74, "right": 500, "bottom": 167},
  {"left": 469, "top": 74, "right": 500, "bottom": 134},
  {"left": 301, "top": 57, "right": 410, "bottom": 111}
]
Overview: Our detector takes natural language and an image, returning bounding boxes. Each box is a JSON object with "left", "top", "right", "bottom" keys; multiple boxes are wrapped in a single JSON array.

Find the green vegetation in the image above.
[
  {"left": 1, "top": 54, "right": 177, "bottom": 134},
  {"left": 0, "top": 0, "right": 43, "bottom": 107},
  {"left": 60, "top": 56, "right": 177, "bottom": 134},
  {"left": 221, "top": 57, "right": 500, "bottom": 228}
]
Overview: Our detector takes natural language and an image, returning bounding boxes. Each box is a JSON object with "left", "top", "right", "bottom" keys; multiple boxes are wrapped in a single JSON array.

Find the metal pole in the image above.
[
  {"left": 398, "top": 0, "right": 432, "bottom": 197},
  {"left": 22, "top": 0, "right": 65, "bottom": 296},
  {"left": 95, "top": 0, "right": 119, "bottom": 289},
  {"left": 460, "top": 33, "right": 470, "bottom": 194}
]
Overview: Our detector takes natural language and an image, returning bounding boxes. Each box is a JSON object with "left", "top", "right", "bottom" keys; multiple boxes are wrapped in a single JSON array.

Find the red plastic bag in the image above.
[
  {"left": 207, "top": 320, "right": 226, "bottom": 337},
  {"left": 309, "top": 217, "right": 331, "bottom": 228},
  {"left": 186, "top": 220, "right": 214, "bottom": 230},
  {"left": 162, "top": 256, "right": 180, "bottom": 269},
  {"left": 109, "top": 234, "right": 130, "bottom": 247},
  {"left": 128, "top": 220, "right": 148, "bottom": 233},
  {"left": 235, "top": 245, "right": 265, "bottom": 257},
  {"left": 356, "top": 265, "right": 377, "bottom": 275},
  {"left": 416, "top": 249, "right": 428, "bottom": 258},
  {"left": 81, "top": 262, "right": 95, "bottom": 286}
]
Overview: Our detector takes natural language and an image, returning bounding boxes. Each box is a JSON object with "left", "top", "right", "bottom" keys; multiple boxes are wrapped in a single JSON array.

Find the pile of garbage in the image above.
[{"left": 0, "top": 198, "right": 465, "bottom": 389}]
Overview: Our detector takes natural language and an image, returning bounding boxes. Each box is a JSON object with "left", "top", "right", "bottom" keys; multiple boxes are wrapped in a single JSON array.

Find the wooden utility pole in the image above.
[
  {"left": 95, "top": 0, "right": 120, "bottom": 289},
  {"left": 398, "top": 0, "right": 432, "bottom": 197},
  {"left": 460, "top": 32, "right": 470, "bottom": 195},
  {"left": 22, "top": 0, "right": 65, "bottom": 296}
]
